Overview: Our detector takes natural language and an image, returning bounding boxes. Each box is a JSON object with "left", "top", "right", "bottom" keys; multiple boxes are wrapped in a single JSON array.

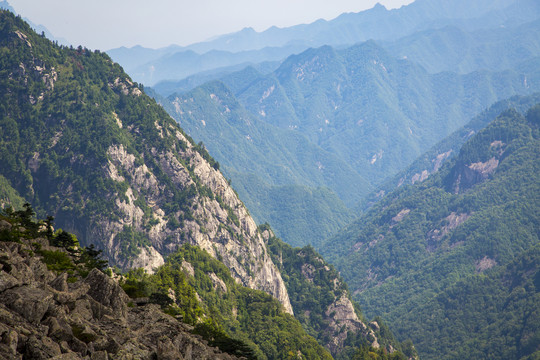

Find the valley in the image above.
[{"left": 1, "top": 0, "right": 539, "bottom": 358}]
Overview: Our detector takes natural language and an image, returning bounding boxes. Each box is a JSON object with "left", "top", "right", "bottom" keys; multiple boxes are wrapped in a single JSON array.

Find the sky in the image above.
[{"left": 7, "top": 0, "right": 414, "bottom": 51}]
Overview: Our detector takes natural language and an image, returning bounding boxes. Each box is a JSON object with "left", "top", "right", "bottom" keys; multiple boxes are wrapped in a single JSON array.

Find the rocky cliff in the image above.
[
  {"left": 0, "top": 11, "right": 291, "bottom": 314},
  {"left": 262, "top": 227, "right": 414, "bottom": 358}
]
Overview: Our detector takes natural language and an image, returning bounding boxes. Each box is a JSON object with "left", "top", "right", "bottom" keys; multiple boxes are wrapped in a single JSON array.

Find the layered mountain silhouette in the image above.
[{"left": 156, "top": 39, "right": 539, "bottom": 247}]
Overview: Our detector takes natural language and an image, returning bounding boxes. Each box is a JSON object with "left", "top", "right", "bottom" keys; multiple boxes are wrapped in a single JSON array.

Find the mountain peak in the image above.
[
  {"left": 239, "top": 26, "right": 256, "bottom": 34},
  {"left": 372, "top": 2, "right": 388, "bottom": 11}
]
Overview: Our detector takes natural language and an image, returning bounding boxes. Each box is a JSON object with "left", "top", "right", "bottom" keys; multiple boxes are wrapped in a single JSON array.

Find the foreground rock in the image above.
[{"left": 0, "top": 240, "right": 240, "bottom": 360}]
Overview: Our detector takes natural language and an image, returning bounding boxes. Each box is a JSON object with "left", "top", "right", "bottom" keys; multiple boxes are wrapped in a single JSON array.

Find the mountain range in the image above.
[
  {"left": 108, "top": 0, "right": 540, "bottom": 85},
  {"left": 1, "top": 0, "right": 540, "bottom": 358},
  {"left": 131, "top": 0, "right": 540, "bottom": 249},
  {"left": 0, "top": 10, "right": 413, "bottom": 359},
  {"left": 154, "top": 36, "right": 540, "bottom": 247}
]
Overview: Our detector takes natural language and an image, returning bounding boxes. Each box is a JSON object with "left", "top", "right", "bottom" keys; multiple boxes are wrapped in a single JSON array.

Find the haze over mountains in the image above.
[
  {"left": 140, "top": 0, "right": 540, "bottom": 247},
  {"left": 109, "top": 0, "right": 540, "bottom": 85},
  {"left": 1, "top": 0, "right": 539, "bottom": 359},
  {"left": 0, "top": 10, "right": 416, "bottom": 359}
]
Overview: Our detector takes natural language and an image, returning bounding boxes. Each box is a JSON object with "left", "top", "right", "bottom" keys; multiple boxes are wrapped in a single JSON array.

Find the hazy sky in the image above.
[{"left": 7, "top": 0, "right": 414, "bottom": 51}]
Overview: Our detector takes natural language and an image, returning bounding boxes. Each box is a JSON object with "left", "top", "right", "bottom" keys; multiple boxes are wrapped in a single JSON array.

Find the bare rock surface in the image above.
[
  {"left": 99, "top": 137, "right": 293, "bottom": 314},
  {"left": 0, "top": 240, "right": 241, "bottom": 360}
]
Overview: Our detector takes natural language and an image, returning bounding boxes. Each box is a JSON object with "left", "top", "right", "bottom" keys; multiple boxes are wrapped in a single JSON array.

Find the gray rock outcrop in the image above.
[
  {"left": 98, "top": 137, "right": 293, "bottom": 314},
  {"left": 0, "top": 239, "right": 240, "bottom": 359}
]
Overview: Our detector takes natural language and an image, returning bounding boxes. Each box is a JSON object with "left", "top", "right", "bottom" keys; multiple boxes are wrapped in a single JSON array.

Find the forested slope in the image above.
[{"left": 322, "top": 105, "right": 540, "bottom": 359}]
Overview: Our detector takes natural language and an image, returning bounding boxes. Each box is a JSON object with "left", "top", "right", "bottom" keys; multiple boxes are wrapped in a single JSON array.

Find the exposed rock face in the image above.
[
  {"left": 209, "top": 272, "right": 228, "bottom": 293},
  {"left": 475, "top": 256, "right": 497, "bottom": 272},
  {"left": 324, "top": 294, "right": 379, "bottom": 354},
  {"left": 0, "top": 240, "right": 240, "bottom": 359},
  {"left": 99, "top": 138, "right": 293, "bottom": 314},
  {"left": 269, "top": 233, "right": 382, "bottom": 356},
  {"left": 427, "top": 212, "right": 471, "bottom": 252},
  {"left": 391, "top": 208, "right": 410, "bottom": 225},
  {"left": 405, "top": 150, "right": 454, "bottom": 187},
  {"left": 453, "top": 157, "right": 499, "bottom": 193}
]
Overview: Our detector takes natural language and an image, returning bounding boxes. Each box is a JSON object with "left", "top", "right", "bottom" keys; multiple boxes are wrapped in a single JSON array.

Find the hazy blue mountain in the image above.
[
  {"left": 106, "top": 44, "right": 183, "bottom": 73},
  {"left": 133, "top": 44, "right": 311, "bottom": 86},
  {"left": 108, "top": 0, "right": 539, "bottom": 87},
  {"left": 152, "top": 61, "right": 280, "bottom": 97},
  {"left": 182, "top": 0, "right": 530, "bottom": 54},
  {"left": 359, "top": 93, "right": 540, "bottom": 211},
  {"left": 321, "top": 104, "right": 540, "bottom": 359},
  {"left": 383, "top": 19, "right": 540, "bottom": 74}
]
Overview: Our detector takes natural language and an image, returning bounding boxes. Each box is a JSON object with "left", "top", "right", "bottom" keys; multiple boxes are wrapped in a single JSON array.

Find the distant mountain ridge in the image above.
[
  {"left": 150, "top": 15, "right": 540, "bottom": 95},
  {"left": 383, "top": 19, "right": 540, "bottom": 74},
  {"left": 119, "top": 44, "right": 308, "bottom": 86},
  {"left": 154, "top": 0, "right": 528, "bottom": 54},
  {"left": 108, "top": 0, "right": 539, "bottom": 86}
]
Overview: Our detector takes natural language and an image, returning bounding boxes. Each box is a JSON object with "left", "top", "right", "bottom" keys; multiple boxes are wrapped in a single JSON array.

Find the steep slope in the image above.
[
  {"left": 158, "top": 80, "right": 367, "bottom": 247},
  {"left": 0, "top": 0, "right": 69, "bottom": 46},
  {"left": 359, "top": 93, "right": 540, "bottom": 210},
  {"left": 321, "top": 105, "right": 540, "bottom": 359},
  {"left": 262, "top": 225, "right": 417, "bottom": 359},
  {"left": 397, "top": 244, "right": 540, "bottom": 360},
  {"left": 132, "top": 243, "right": 334, "bottom": 360},
  {"left": 0, "top": 10, "right": 292, "bottom": 313}
]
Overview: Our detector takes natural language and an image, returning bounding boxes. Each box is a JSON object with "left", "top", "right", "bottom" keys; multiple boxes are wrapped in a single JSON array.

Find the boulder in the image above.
[
  {"left": 24, "top": 334, "right": 62, "bottom": 359},
  {"left": 50, "top": 272, "right": 68, "bottom": 292},
  {"left": 84, "top": 269, "right": 129, "bottom": 320},
  {"left": 0, "top": 286, "right": 53, "bottom": 324}
]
